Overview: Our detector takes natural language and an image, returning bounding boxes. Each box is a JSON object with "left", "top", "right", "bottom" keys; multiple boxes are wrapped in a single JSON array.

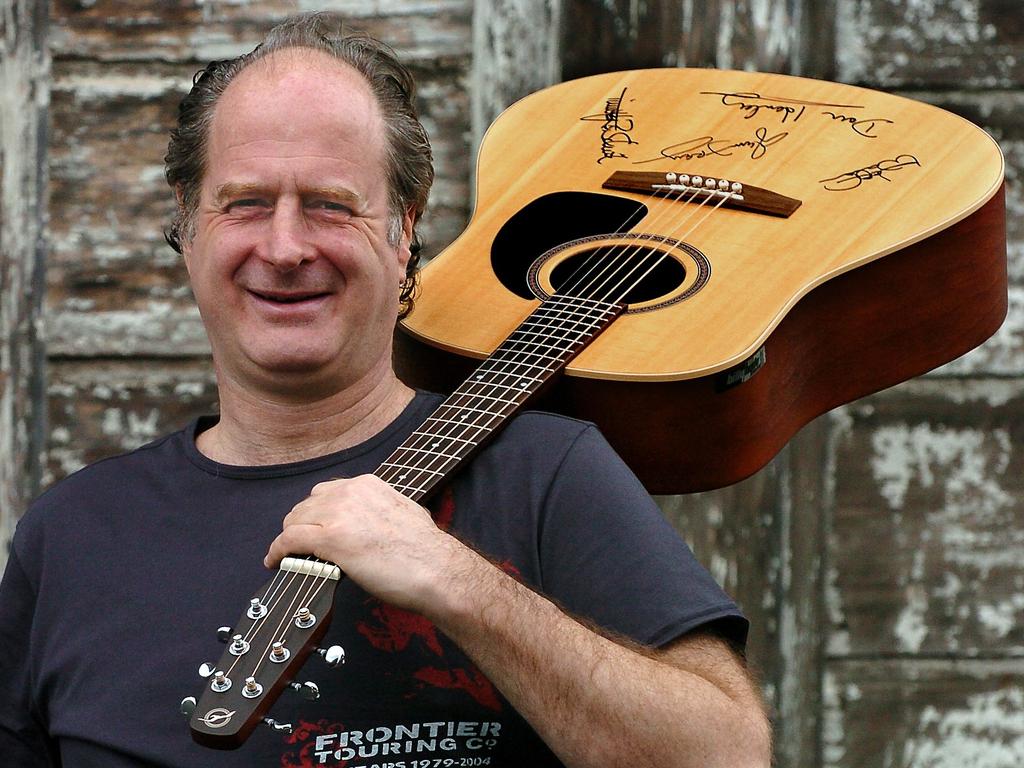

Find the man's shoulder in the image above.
[{"left": 19, "top": 422, "right": 195, "bottom": 530}]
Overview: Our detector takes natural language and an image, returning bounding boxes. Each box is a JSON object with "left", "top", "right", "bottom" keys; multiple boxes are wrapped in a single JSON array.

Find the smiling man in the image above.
[{"left": 0, "top": 14, "right": 771, "bottom": 768}]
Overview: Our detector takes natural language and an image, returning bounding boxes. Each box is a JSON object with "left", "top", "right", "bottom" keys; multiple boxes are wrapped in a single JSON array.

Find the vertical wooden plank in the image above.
[
  {"left": 470, "top": 0, "right": 563, "bottom": 155},
  {"left": 771, "top": 418, "right": 829, "bottom": 768},
  {"left": 0, "top": 0, "right": 48, "bottom": 568},
  {"left": 560, "top": 0, "right": 682, "bottom": 79},
  {"left": 561, "top": 0, "right": 835, "bottom": 80}
]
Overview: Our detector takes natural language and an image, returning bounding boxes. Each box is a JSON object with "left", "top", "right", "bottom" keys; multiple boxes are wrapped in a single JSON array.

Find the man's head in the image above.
[
  {"left": 164, "top": 14, "right": 433, "bottom": 318},
  {"left": 165, "top": 16, "right": 435, "bottom": 398}
]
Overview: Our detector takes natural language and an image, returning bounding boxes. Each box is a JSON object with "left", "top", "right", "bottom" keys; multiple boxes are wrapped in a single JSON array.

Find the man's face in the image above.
[{"left": 182, "top": 49, "right": 413, "bottom": 396}]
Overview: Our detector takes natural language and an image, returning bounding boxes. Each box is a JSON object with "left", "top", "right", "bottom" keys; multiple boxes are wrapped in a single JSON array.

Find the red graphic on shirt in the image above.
[
  {"left": 358, "top": 602, "right": 445, "bottom": 656},
  {"left": 352, "top": 488, "right": 522, "bottom": 713},
  {"left": 280, "top": 719, "right": 347, "bottom": 768},
  {"left": 414, "top": 666, "right": 503, "bottom": 710},
  {"left": 433, "top": 487, "right": 455, "bottom": 530}
]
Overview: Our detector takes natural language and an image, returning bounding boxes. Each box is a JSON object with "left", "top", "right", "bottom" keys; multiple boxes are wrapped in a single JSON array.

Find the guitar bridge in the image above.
[{"left": 603, "top": 171, "right": 802, "bottom": 217}]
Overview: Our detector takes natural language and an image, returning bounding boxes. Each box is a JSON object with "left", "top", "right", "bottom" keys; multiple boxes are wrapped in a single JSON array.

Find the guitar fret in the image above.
[
  {"left": 488, "top": 346, "right": 564, "bottom": 363},
  {"left": 378, "top": 461, "right": 446, "bottom": 478},
  {"left": 459, "top": 380, "right": 536, "bottom": 394},
  {"left": 422, "top": 417, "right": 495, "bottom": 434},
  {"left": 409, "top": 430, "right": 478, "bottom": 445},
  {"left": 445, "top": 391, "right": 523, "bottom": 407},
  {"left": 514, "top": 319, "right": 604, "bottom": 335},
  {"left": 474, "top": 359, "right": 552, "bottom": 376},
  {"left": 519, "top": 310, "right": 613, "bottom": 325},
  {"left": 387, "top": 480, "right": 430, "bottom": 494},
  {"left": 498, "top": 335, "right": 592, "bottom": 354},
  {"left": 390, "top": 444, "right": 464, "bottom": 462}
]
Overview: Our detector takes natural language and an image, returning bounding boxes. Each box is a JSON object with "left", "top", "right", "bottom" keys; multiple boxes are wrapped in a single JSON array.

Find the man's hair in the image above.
[{"left": 164, "top": 13, "right": 434, "bottom": 318}]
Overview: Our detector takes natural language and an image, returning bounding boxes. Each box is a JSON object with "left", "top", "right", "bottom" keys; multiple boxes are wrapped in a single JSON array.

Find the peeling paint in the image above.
[
  {"left": 869, "top": 424, "right": 1012, "bottom": 513},
  {"left": 902, "top": 688, "right": 1024, "bottom": 767},
  {"left": 894, "top": 583, "right": 929, "bottom": 653}
]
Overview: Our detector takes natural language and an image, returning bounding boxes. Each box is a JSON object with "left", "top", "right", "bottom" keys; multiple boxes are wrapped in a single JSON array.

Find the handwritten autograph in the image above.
[
  {"left": 819, "top": 154, "right": 921, "bottom": 191},
  {"left": 700, "top": 91, "right": 815, "bottom": 123},
  {"left": 634, "top": 126, "right": 788, "bottom": 165},
  {"left": 822, "top": 111, "right": 893, "bottom": 138},
  {"left": 580, "top": 87, "right": 638, "bottom": 164}
]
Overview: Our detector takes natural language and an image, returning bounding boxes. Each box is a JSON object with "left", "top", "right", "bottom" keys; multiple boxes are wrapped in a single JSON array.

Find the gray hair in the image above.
[{"left": 164, "top": 13, "right": 434, "bottom": 318}]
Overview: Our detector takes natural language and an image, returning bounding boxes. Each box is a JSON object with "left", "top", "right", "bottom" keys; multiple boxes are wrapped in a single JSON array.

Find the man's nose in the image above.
[{"left": 263, "top": 202, "right": 316, "bottom": 271}]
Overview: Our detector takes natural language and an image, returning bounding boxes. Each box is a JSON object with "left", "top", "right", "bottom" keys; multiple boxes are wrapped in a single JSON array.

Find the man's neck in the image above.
[{"left": 196, "top": 367, "right": 416, "bottom": 466}]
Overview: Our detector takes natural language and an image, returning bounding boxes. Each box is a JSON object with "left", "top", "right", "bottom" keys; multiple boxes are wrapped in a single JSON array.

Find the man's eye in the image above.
[{"left": 315, "top": 201, "right": 351, "bottom": 213}]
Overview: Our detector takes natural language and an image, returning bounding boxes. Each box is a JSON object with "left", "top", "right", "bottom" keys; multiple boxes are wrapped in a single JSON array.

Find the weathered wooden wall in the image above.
[
  {"left": 1, "top": 0, "right": 47, "bottom": 565},
  {"left": 1, "top": 1, "right": 1020, "bottom": 766}
]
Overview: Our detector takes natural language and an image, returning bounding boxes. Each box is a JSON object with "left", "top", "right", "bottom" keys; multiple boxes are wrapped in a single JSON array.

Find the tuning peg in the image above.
[
  {"left": 317, "top": 645, "right": 345, "bottom": 668},
  {"left": 216, "top": 626, "right": 233, "bottom": 643},
  {"left": 180, "top": 696, "right": 197, "bottom": 717},
  {"left": 289, "top": 680, "right": 320, "bottom": 700},
  {"left": 263, "top": 717, "right": 293, "bottom": 733},
  {"left": 198, "top": 662, "right": 216, "bottom": 679}
]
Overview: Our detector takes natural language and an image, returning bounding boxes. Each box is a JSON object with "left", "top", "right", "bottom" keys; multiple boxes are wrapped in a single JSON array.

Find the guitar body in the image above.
[{"left": 397, "top": 68, "right": 1007, "bottom": 493}]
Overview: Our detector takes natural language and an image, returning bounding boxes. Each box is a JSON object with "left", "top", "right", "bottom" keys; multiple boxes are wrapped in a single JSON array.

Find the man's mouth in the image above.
[{"left": 248, "top": 289, "right": 331, "bottom": 304}]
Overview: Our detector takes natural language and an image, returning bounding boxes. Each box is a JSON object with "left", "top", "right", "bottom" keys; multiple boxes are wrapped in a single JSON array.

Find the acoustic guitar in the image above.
[
  {"left": 396, "top": 67, "right": 1007, "bottom": 494},
  {"left": 182, "top": 68, "right": 1006, "bottom": 746}
]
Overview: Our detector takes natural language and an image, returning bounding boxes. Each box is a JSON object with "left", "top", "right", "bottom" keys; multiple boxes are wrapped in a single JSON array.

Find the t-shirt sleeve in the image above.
[
  {"left": 0, "top": 540, "right": 58, "bottom": 766},
  {"left": 536, "top": 425, "right": 748, "bottom": 650}
]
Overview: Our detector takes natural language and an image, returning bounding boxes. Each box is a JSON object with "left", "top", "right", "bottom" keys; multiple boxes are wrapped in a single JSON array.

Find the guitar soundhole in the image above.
[
  {"left": 527, "top": 233, "right": 710, "bottom": 313},
  {"left": 548, "top": 247, "right": 685, "bottom": 304}
]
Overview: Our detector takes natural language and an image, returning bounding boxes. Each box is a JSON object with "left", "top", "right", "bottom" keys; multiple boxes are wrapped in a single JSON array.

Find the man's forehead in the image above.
[
  {"left": 202, "top": 46, "right": 388, "bottom": 189},
  {"left": 209, "top": 47, "right": 383, "bottom": 140},
  {"left": 240, "top": 46, "right": 369, "bottom": 88}
]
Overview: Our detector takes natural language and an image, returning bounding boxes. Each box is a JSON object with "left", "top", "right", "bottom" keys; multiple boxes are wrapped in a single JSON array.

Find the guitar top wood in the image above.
[{"left": 400, "top": 68, "right": 1004, "bottom": 382}]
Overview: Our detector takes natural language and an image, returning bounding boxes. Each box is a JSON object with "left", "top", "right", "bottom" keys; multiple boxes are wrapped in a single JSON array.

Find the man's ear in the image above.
[{"left": 398, "top": 205, "right": 416, "bottom": 268}]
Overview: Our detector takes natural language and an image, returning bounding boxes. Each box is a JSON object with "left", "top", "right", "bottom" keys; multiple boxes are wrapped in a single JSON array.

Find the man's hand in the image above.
[{"left": 263, "top": 474, "right": 469, "bottom": 612}]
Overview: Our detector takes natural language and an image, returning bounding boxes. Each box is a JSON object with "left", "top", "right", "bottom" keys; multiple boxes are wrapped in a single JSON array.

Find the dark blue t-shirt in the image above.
[{"left": 0, "top": 393, "right": 746, "bottom": 767}]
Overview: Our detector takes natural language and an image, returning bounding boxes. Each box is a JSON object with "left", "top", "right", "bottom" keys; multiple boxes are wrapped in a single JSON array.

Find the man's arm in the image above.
[{"left": 265, "top": 474, "right": 772, "bottom": 768}]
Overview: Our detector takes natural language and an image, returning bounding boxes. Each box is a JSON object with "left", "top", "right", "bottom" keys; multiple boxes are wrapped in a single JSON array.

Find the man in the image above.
[{"left": 0, "top": 14, "right": 771, "bottom": 767}]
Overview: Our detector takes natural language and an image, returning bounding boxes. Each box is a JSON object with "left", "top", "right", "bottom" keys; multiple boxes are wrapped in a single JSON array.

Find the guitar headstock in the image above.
[{"left": 182, "top": 558, "right": 344, "bottom": 749}]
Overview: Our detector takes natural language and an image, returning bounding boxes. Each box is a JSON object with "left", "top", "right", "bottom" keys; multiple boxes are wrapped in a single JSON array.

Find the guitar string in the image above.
[
  {"left": 558, "top": 179, "right": 728, "bottom": 306},
  {"left": 234, "top": 176, "right": 736, "bottom": 684},
  {"left": 247, "top": 559, "right": 337, "bottom": 683},
  {"left": 539, "top": 183, "right": 702, "bottom": 300},
  {"left": 218, "top": 567, "right": 303, "bottom": 681},
  {"left": 601, "top": 189, "right": 732, "bottom": 305},
  {"left": 542, "top": 178, "right": 711, "bottom": 304}
]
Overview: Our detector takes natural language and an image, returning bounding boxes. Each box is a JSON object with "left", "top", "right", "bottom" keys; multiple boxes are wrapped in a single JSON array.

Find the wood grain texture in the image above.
[
  {"left": 562, "top": 0, "right": 835, "bottom": 80},
  {"left": 1, "top": 0, "right": 49, "bottom": 568},
  {"left": 836, "top": 0, "right": 1024, "bottom": 88},
  {"left": 44, "top": 360, "right": 218, "bottom": 485},
  {"left": 824, "top": 660, "right": 1024, "bottom": 768},
  {"left": 829, "top": 378, "right": 1024, "bottom": 659}
]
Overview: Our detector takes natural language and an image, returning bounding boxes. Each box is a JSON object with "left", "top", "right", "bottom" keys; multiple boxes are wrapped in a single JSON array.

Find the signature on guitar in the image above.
[
  {"left": 580, "top": 87, "right": 639, "bottom": 164},
  {"left": 634, "top": 126, "right": 788, "bottom": 165},
  {"left": 819, "top": 154, "right": 921, "bottom": 191}
]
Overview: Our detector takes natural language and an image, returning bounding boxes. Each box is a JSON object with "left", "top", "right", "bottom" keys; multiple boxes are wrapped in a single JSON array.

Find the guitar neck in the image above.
[{"left": 374, "top": 294, "right": 624, "bottom": 502}]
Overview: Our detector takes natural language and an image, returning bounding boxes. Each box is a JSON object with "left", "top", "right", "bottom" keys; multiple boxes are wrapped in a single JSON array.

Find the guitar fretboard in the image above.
[{"left": 374, "top": 294, "right": 624, "bottom": 502}]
